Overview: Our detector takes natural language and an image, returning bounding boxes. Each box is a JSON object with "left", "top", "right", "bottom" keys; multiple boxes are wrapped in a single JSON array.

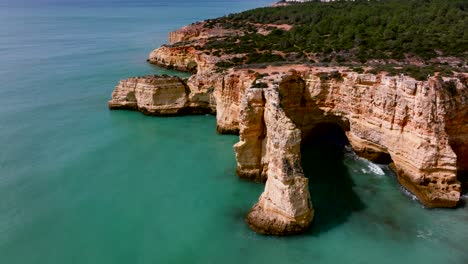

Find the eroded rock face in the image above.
[
  {"left": 109, "top": 65, "right": 467, "bottom": 236},
  {"left": 148, "top": 46, "right": 200, "bottom": 73},
  {"left": 442, "top": 80, "right": 468, "bottom": 191},
  {"left": 112, "top": 22, "right": 468, "bottom": 236},
  {"left": 148, "top": 23, "right": 240, "bottom": 74},
  {"left": 148, "top": 45, "right": 224, "bottom": 75},
  {"left": 299, "top": 72, "right": 465, "bottom": 209},
  {"left": 234, "top": 89, "right": 267, "bottom": 181},
  {"left": 242, "top": 86, "right": 314, "bottom": 235},
  {"left": 214, "top": 72, "right": 256, "bottom": 134},
  {"left": 169, "top": 22, "right": 205, "bottom": 44},
  {"left": 108, "top": 71, "right": 256, "bottom": 127},
  {"left": 108, "top": 75, "right": 213, "bottom": 115},
  {"left": 168, "top": 21, "right": 240, "bottom": 44},
  {"left": 236, "top": 69, "right": 467, "bottom": 235}
]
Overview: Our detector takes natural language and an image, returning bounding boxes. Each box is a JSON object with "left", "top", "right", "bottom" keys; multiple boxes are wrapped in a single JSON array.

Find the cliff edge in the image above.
[{"left": 109, "top": 2, "right": 468, "bottom": 235}]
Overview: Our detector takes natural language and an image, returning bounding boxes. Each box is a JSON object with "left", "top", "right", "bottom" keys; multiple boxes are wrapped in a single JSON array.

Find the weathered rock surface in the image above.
[
  {"left": 168, "top": 21, "right": 240, "bottom": 44},
  {"left": 109, "top": 69, "right": 467, "bottom": 235},
  {"left": 148, "top": 45, "right": 224, "bottom": 75},
  {"left": 214, "top": 72, "right": 256, "bottom": 134},
  {"left": 108, "top": 75, "right": 213, "bottom": 115},
  {"left": 148, "top": 46, "right": 201, "bottom": 73},
  {"left": 235, "top": 69, "right": 467, "bottom": 235},
  {"left": 111, "top": 22, "right": 468, "bottom": 236},
  {"left": 240, "top": 85, "right": 314, "bottom": 234},
  {"left": 148, "top": 22, "right": 241, "bottom": 74},
  {"left": 108, "top": 71, "right": 256, "bottom": 131},
  {"left": 169, "top": 22, "right": 205, "bottom": 44}
]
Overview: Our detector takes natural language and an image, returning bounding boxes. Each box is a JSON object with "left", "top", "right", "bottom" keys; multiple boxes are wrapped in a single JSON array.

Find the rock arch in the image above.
[
  {"left": 108, "top": 68, "right": 467, "bottom": 236},
  {"left": 301, "top": 122, "right": 367, "bottom": 234},
  {"left": 236, "top": 73, "right": 464, "bottom": 235}
]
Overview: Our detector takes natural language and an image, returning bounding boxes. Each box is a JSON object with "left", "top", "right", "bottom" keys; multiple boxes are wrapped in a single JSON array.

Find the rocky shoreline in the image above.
[{"left": 109, "top": 18, "right": 468, "bottom": 236}]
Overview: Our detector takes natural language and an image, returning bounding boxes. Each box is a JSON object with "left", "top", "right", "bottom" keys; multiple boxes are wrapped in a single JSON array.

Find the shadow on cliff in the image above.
[{"left": 301, "top": 123, "right": 366, "bottom": 235}]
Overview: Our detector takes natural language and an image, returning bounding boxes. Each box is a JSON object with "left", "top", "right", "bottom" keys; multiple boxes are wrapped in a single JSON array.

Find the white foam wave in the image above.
[
  {"left": 400, "top": 186, "right": 418, "bottom": 201},
  {"left": 367, "top": 162, "right": 385, "bottom": 176},
  {"left": 357, "top": 158, "right": 386, "bottom": 176},
  {"left": 344, "top": 145, "right": 386, "bottom": 176},
  {"left": 417, "top": 229, "right": 434, "bottom": 241}
]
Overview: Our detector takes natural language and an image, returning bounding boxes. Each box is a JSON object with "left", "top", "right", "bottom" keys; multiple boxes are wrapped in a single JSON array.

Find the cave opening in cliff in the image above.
[
  {"left": 300, "top": 122, "right": 365, "bottom": 233},
  {"left": 447, "top": 136, "right": 468, "bottom": 196}
]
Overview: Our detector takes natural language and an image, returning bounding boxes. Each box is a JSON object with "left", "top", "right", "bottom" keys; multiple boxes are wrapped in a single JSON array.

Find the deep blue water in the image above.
[{"left": 1, "top": 1, "right": 468, "bottom": 263}]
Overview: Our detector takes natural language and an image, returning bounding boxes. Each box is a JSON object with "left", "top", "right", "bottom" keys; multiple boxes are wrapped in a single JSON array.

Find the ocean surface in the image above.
[{"left": 1, "top": 0, "right": 467, "bottom": 263}]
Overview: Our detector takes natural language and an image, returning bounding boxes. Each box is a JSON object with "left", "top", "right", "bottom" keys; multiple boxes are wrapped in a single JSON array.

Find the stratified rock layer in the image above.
[
  {"left": 110, "top": 23, "right": 468, "bottom": 236},
  {"left": 240, "top": 85, "right": 315, "bottom": 234},
  {"left": 148, "top": 46, "right": 200, "bottom": 73},
  {"left": 108, "top": 75, "right": 213, "bottom": 115},
  {"left": 168, "top": 21, "right": 240, "bottom": 44},
  {"left": 108, "top": 72, "right": 256, "bottom": 132},
  {"left": 235, "top": 69, "right": 467, "bottom": 234}
]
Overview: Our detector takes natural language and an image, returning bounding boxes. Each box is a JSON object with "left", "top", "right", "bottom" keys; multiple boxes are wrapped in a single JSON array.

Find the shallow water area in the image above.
[{"left": 1, "top": 1, "right": 468, "bottom": 263}]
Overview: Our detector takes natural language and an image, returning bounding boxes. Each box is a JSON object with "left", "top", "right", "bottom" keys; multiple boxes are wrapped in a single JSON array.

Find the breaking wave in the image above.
[{"left": 344, "top": 145, "right": 386, "bottom": 176}]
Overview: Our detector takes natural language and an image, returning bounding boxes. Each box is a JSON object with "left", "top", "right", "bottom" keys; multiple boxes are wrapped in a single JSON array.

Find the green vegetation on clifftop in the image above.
[{"left": 202, "top": 0, "right": 467, "bottom": 77}]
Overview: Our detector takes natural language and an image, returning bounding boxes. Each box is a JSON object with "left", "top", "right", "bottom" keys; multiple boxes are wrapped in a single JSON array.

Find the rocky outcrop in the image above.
[
  {"left": 168, "top": 21, "right": 240, "bottom": 44},
  {"left": 214, "top": 72, "right": 256, "bottom": 134},
  {"left": 148, "top": 45, "right": 222, "bottom": 74},
  {"left": 169, "top": 22, "right": 205, "bottom": 44},
  {"left": 108, "top": 75, "right": 213, "bottom": 115},
  {"left": 148, "top": 22, "right": 242, "bottom": 74},
  {"left": 240, "top": 86, "right": 314, "bottom": 235},
  {"left": 109, "top": 67, "right": 467, "bottom": 236},
  {"left": 235, "top": 69, "right": 467, "bottom": 234},
  {"left": 441, "top": 77, "right": 468, "bottom": 191},
  {"left": 108, "top": 72, "right": 256, "bottom": 131},
  {"left": 234, "top": 89, "right": 267, "bottom": 181},
  {"left": 111, "top": 19, "right": 468, "bottom": 236},
  {"left": 148, "top": 46, "right": 200, "bottom": 73}
]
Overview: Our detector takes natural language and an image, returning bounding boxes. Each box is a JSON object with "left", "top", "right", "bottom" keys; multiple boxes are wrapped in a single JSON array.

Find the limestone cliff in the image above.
[
  {"left": 169, "top": 22, "right": 205, "bottom": 44},
  {"left": 108, "top": 75, "right": 213, "bottom": 115},
  {"left": 148, "top": 46, "right": 200, "bottom": 73},
  {"left": 109, "top": 68, "right": 467, "bottom": 236},
  {"left": 234, "top": 68, "right": 467, "bottom": 234},
  {"left": 109, "top": 72, "right": 256, "bottom": 132},
  {"left": 182, "top": 71, "right": 255, "bottom": 133},
  {"left": 168, "top": 21, "right": 240, "bottom": 44},
  {"left": 238, "top": 86, "right": 314, "bottom": 235},
  {"left": 148, "top": 22, "right": 242, "bottom": 74},
  {"left": 148, "top": 45, "right": 224, "bottom": 74},
  {"left": 110, "top": 22, "right": 468, "bottom": 236}
]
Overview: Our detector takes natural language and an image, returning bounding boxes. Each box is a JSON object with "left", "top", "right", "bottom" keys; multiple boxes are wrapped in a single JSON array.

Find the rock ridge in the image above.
[{"left": 108, "top": 75, "right": 214, "bottom": 115}]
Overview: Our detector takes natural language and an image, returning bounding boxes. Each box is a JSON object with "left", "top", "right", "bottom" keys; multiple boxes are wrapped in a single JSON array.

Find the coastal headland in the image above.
[{"left": 109, "top": 0, "right": 468, "bottom": 235}]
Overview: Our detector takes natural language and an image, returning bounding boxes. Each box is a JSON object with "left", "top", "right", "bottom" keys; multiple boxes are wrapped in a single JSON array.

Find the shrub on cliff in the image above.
[
  {"left": 207, "top": 0, "right": 467, "bottom": 63},
  {"left": 318, "top": 71, "right": 344, "bottom": 82},
  {"left": 246, "top": 52, "right": 285, "bottom": 64}
]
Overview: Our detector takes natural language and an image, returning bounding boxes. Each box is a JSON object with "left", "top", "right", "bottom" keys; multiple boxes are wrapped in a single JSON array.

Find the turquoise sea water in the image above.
[{"left": 1, "top": 1, "right": 467, "bottom": 263}]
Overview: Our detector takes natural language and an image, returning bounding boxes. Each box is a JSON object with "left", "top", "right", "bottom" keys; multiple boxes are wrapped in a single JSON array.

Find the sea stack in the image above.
[{"left": 109, "top": 1, "right": 468, "bottom": 235}]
